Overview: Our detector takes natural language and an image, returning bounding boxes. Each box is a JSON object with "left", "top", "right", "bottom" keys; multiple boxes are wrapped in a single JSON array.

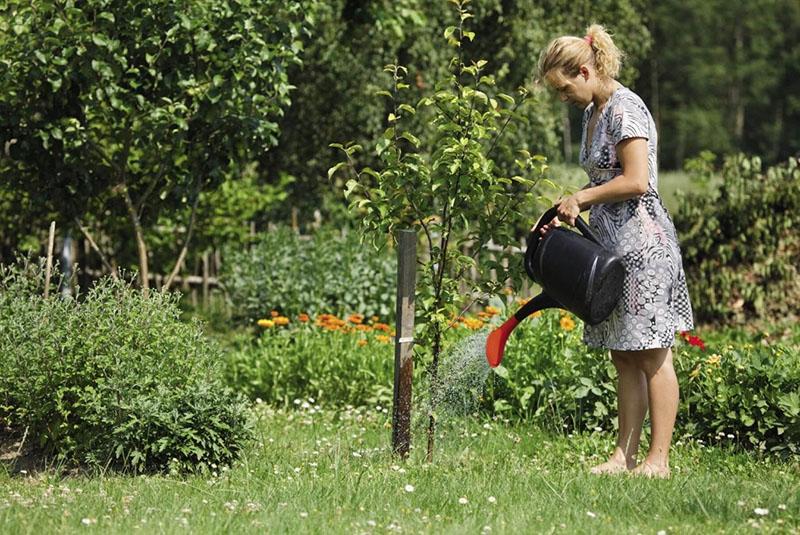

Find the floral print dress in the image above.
[{"left": 579, "top": 86, "right": 694, "bottom": 351}]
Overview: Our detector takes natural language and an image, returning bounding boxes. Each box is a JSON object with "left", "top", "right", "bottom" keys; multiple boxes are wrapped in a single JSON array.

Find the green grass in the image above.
[{"left": 2, "top": 406, "right": 798, "bottom": 534}]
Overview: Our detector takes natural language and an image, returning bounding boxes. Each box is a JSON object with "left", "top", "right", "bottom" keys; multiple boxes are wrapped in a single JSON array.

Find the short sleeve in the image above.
[{"left": 609, "top": 95, "right": 650, "bottom": 146}]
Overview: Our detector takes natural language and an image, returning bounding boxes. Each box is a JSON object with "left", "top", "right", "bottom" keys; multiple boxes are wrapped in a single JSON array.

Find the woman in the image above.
[{"left": 536, "top": 24, "right": 694, "bottom": 478}]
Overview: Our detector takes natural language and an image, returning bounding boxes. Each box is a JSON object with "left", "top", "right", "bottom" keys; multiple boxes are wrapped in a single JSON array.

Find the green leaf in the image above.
[
  {"left": 327, "top": 162, "right": 347, "bottom": 181},
  {"left": 493, "top": 365, "right": 509, "bottom": 379}
]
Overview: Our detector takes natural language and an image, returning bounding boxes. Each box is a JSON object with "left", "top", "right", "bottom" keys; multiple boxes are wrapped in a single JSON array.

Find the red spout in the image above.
[{"left": 485, "top": 315, "right": 519, "bottom": 368}]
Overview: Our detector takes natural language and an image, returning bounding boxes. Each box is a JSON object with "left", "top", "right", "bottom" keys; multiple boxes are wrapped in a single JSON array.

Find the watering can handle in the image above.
[{"left": 527, "top": 205, "right": 602, "bottom": 252}]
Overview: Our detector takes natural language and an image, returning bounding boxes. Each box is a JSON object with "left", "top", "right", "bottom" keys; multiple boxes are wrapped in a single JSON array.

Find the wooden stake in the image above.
[
  {"left": 392, "top": 230, "right": 416, "bottom": 459},
  {"left": 44, "top": 221, "right": 56, "bottom": 298},
  {"left": 202, "top": 251, "right": 210, "bottom": 308}
]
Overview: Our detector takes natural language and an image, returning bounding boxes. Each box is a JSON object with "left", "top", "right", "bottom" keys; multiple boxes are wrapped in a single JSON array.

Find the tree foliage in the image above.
[
  {"left": 0, "top": 0, "right": 317, "bottom": 286},
  {"left": 332, "top": 0, "right": 553, "bottom": 460}
]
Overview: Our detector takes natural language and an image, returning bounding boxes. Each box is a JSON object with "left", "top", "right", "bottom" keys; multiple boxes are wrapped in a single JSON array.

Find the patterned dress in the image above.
[{"left": 579, "top": 86, "right": 694, "bottom": 351}]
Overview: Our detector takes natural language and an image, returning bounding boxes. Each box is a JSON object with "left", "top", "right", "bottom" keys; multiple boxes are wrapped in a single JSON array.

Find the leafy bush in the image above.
[
  {"left": 676, "top": 339, "right": 800, "bottom": 454},
  {"left": 487, "top": 307, "right": 800, "bottom": 454},
  {"left": 221, "top": 226, "right": 396, "bottom": 324},
  {"left": 674, "top": 153, "right": 800, "bottom": 324},
  {"left": 224, "top": 314, "right": 395, "bottom": 408},
  {"left": 485, "top": 310, "right": 615, "bottom": 433},
  {"left": 0, "top": 260, "right": 251, "bottom": 473}
]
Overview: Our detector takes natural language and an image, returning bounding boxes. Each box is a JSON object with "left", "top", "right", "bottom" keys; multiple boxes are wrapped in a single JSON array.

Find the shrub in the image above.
[
  {"left": 224, "top": 314, "right": 395, "bottom": 408},
  {"left": 674, "top": 153, "right": 800, "bottom": 324},
  {"left": 0, "top": 259, "right": 251, "bottom": 473},
  {"left": 221, "top": 226, "right": 396, "bottom": 324},
  {"left": 487, "top": 306, "right": 800, "bottom": 454},
  {"left": 485, "top": 309, "right": 616, "bottom": 433},
  {"left": 676, "top": 339, "right": 800, "bottom": 455}
]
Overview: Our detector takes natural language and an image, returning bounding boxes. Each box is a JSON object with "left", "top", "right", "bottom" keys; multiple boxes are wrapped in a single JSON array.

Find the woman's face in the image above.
[{"left": 545, "top": 68, "right": 592, "bottom": 107}]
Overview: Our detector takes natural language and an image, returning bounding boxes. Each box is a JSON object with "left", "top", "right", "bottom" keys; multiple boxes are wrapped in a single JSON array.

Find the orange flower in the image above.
[
  {"left": 370, "top": 316, "right": 380, "bottom": 323},
  {"left": 298, "top": 313, "right": 310, "bottom": 323},
  {"left": 376, "top": 335, "right": 392, "bottom": 344},
  {"left": 348, "top": 314, "right": 364, "bottom": 324},
  {"left": 270, "top": 310, "right": 279, "bottom": 318},
  {"left": 373, "top": 323, "right": 391, "bottom": 332},
  {"left": 463, "top": 318, "right": 484, "bottom": 330},
  {"left": 560, "top": 315, "right": 575, "bottom": 331},
  {"left": 477, "top": 312, "right": 490, "bottom": 319},
  {"left": 532, "top": 310, "right": 542, "bottom": 318},
  {"left": 484, "top": 306, "right": 500, "bottom": 316},
  {"left": 357, "top": 339, "right": 368, "bottom": 347},
  {"left": 274, "top": 316, "right": 290, "bottom": 326},
  {"left": 257, "top": 319, "right": 275, "bottom": 328},
  {"left": 355, "top": 324, "right": 372, "bottom": 332}
]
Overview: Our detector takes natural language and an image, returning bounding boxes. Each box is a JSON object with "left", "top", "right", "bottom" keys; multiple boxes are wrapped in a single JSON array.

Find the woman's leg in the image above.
[
  {"left": 631, "top": 346, "right": 678, "bottom": 478},
  {"left": 590, "top": 351, "right": 648, "bottom": 474}
]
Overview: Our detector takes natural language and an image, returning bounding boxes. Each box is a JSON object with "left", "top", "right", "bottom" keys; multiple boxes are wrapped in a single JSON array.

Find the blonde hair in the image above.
[{"left": 537, "top": 24, "right": 624, "bottom": 82}]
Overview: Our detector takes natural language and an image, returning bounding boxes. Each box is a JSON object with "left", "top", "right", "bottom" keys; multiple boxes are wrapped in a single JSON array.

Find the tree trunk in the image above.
[
  {"left": 120, "top": 182, "right": 150, "bottom": 296},
  {"left": 163, "top": 191, "right": 201, "bottom": 291},
  {"left": 426, "top": 322, "right": 442, "bottom": 463}
]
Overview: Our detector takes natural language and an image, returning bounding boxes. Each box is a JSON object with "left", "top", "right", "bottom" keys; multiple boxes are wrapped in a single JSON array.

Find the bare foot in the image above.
[
  {"left": 630, "top": 461, "right": 670, "bottom": 479},
  {"left": 589, "top": 459, "right": 630, "bottom": 475}
]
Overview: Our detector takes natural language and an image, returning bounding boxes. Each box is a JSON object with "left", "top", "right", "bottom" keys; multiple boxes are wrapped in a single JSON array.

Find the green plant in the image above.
[
  {"left": 674, "top": 154, "right": 800, "bottom": 324},
  {"left": 330, "top": 0, "right": 551, "bottom": 461},
  {"left": 0, "top": 0, "right": 319, "bottom": 290},
  {"left": 486, "top": 306, "right": 800, "bottom": 454},
  {"left": 676, "top": 340, "right": 800, "bottom": 454},
  {"left": 221, "top": 226, "right": 397, "bottom": 324},
  {"left": 0, "top": 259, "right": 251, "bottom": 473},
  {"left": 224, "top": 320, "right": 395, "bottom": 409},
  {"left": 486, "top": 309, "right": 616, "bottom": 433}
]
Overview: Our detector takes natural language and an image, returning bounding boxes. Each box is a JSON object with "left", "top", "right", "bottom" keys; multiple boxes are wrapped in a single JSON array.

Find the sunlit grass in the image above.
[{"left": 2, "top": 406, "right": 798, "bottom": 534}]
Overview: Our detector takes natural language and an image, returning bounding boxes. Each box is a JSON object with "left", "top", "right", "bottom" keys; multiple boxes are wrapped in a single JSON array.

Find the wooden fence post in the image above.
[
  {"left": 392, "top": 229, "right": 416, "bottom": 459},
  {"left": 202, "top": 251, "right": 210, "bottom": 308},
  {"left": 44, "top": 221, "right": 56, "bottom": 298}
]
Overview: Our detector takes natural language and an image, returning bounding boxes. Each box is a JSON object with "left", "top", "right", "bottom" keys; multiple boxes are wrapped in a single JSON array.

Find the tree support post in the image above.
[{"left": 392, "top": 229, "right": 416, "bottom": 459}]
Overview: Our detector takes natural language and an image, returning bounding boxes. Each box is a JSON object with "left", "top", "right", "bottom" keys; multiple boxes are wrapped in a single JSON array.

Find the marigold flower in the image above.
[
  {"left": 477, "top": 311, "right": 490, "bottom": 319},
  {"left": 373, "top": 322, "right": 391, "bottom": 332},
  {"left": 370, "top": 316, "right": 380, "bottom": 323},
  {"left": 257, "top": 319, "right": 275, "bottom": 328},
  {"left": 298, "top": 313, "right": 310, "bottom": 323},
  {"left": 376, "top": 335, "right": 392, "bottom": 344},
  {"left": 348, "top": 314, "right": 364, "bottom": 324},
  {"left": 355, "top": 324, "right": 372, "bottom": 332},
  {"left": 532, "top": 310, "right": 542, "bottom": 318},
  {"left": 274, "top": 316, "right": 290, "bottom": 326},
  {"left": 270, "top": 310, "right": 279, "bottom": 318},
  {"left": 357, "top": 339, "right": 368, "bottom": 347},
  {"left": 463, "top": 318, "right": 484, "bottom": 330},
  {"left": 484, "top": 306, "right": 501, "bottom": 316},
  {"left": 560, "top": 315, "right": 576, "bottom": 331}
]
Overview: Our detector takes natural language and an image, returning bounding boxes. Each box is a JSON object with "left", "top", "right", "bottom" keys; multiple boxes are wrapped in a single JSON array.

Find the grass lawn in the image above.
[{"left": 2, "top": 406, "right": 798, "bottom": 534}]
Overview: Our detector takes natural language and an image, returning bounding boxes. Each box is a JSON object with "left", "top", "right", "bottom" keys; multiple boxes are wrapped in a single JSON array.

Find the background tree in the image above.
[
  {"left": 270, "top": 0, "right": 650, "bottom": 223},
  {"left": 636, "top": 0, "right": 800, "bottom": 168},
  {"left": 0, "top": 0, "right": 319, "bottom": 290}
]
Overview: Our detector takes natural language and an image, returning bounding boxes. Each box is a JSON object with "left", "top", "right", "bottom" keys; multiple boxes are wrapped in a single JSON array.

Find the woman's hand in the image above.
[
  {"left": 556, "top": 193, "right": 583, "bottom": 226},
  {"left": 536, "top": 216, "right": 560, "bottom": 237},
  {"left": 535, "top": 192, "right": 585, "bottom": 237}
]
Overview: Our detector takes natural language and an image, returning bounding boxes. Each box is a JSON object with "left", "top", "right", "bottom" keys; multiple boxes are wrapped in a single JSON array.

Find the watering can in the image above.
[{"left": 485, "top": 206, "right": 626, "bottom": 368}]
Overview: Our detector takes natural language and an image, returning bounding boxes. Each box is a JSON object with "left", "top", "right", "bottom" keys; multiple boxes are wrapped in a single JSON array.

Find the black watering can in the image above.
[{"left": 485, "top": 206, "right": 626, "bottom": 367}]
